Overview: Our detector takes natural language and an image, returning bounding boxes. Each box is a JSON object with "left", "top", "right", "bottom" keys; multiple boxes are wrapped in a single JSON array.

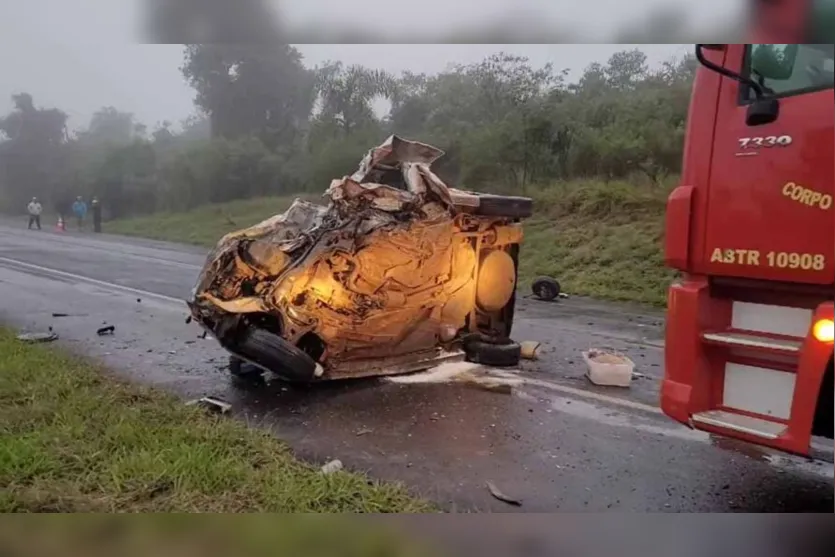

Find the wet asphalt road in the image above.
[{"left": 0, "top": 222, "right": 832, "bottom": 512}]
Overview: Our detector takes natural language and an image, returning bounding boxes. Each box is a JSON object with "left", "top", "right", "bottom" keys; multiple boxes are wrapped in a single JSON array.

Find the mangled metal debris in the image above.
[
  {"left": 17, "top": 331, "right": 58, "bottom": 343},
  {"left": 187, "top": 135, "right": 533, "bottom": 383},
  {"left": 186, "top": 396, "right": 232, "bottom": 414}
]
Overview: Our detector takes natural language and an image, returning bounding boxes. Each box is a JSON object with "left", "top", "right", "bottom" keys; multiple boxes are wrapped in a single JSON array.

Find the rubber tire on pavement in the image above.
[
  {"left": 532, "top": 276, "right": 560, "bottom": 301},
  {"left": 472, "top": 194, "right": 533, "bottom": 219},
  {"left": 465, "top": 339, "right": 522, "bottom": 367},
  {"left": 228, "top": 355, "right": 263, "bottom": 379},
  {"left": 234, "top": 327, "right": 318, "bottom": 383}
]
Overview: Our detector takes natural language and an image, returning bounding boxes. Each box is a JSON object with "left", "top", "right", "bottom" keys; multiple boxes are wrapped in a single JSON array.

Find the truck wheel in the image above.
[
  {"left": 465, "top": 338, "right": 522, "bottom": 367},
  {"left": 473, "top": 194, "right": 533, "bottom": 219},
  {"left": 234, "top": 327, "right": 318, "bottom": 383},
  {"left": 228, "top": 355, "right": 263, "bottom": 379},
  {"left": 532, "top": 276, "right": 560, "bottom": 301}
]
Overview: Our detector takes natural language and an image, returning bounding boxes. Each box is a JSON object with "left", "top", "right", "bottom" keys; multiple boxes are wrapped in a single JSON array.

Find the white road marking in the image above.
[{"left": 0, "top": 256, "right": 186, "bottom": 306}]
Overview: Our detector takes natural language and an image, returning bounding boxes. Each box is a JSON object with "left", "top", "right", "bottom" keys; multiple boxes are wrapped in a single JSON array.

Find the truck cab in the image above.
[{"left": 661, "top": 34, "right": 834, "bottom": 457}]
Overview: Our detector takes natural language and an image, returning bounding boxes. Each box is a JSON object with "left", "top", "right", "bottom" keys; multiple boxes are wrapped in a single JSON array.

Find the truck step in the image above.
[
  {"left": 701, "top": 330, "right": 802, "bottom": 353},
  {"left": 691, "top": 409, "right": 787, "bottom": 440}
]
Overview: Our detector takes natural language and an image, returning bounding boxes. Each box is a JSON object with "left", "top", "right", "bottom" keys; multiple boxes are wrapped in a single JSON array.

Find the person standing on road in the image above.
[
  {"left": 27, "top": 197, "right": 42, "bottom": 230},
  {"left": 72, "top": 196, "right": 88, "bottom": 231},
  {"left": 91, "top": 196, "right": 102, "bottom": 233}
]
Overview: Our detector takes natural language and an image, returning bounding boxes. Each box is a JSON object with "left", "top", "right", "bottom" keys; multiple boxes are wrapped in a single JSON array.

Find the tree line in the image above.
[{"left": 0, "top": 45, "right": 696, "bottom": 218}]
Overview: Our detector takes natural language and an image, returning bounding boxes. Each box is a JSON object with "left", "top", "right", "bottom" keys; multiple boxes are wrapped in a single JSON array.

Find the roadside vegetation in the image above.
[
  {"left": 0, "top": 45, "right": 694, "bottom": 305},
  {"left": 0, "top": 329, "right": 433, "bottom": 512},
  {"left": 108, "top": 177, "right": 675, "bottom": 305}
]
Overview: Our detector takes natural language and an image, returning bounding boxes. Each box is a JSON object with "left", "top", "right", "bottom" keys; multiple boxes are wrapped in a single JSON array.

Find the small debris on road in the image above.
[
  {"left": 17, "top": 331, "right": 58, "bottom": 343},
  {"left": 356, "top": 428, "right": 373, "bottom": 436},
  {"left": 185, "top": 315, "right": 192, "bottom": 324},
  {"left": 136, "top": 298, "right": 142, "bottom": 303},
  {"left": 486, "top": 480, "right": 522, "bottom": 506},
  {"left": 321, "top": 459, "right": 343, "bottom": 475},
  {"left": 186, "top": 396, "right": 232, "bottom": 414},
  {"left": 96, "top": 325, "right": 115, "bottom": 336},
  {"left": 51, "top": 312, "right": 69, "bottom": 317},
  {"left": 583, "top": 349, "right": 634, "bottom": 387},
  {"left": 519, "top": 340, "right": 541, "bottom": 360}
]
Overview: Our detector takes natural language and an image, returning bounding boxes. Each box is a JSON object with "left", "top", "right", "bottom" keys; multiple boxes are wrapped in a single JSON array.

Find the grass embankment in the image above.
[
  {"left": 108, "top": 179, "right": 676, "bottom": 306},
  {"left": 0, "top": 329, "right": 433, "bottom": 512}
]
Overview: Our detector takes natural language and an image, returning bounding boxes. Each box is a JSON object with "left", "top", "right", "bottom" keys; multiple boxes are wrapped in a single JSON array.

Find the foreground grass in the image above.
[
  {"left": 108, "top": 179, "right": 676, "bottom": 306},
  {"left": 0, "top": 329, "right": 433, "bottom": 512}
]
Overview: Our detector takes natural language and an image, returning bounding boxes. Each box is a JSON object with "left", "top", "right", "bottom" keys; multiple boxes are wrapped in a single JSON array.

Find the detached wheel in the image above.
[
  {"left": 465, "top": 338, "right": 522, "bottom": 367},
  {"left": 228, "top": 355, "right": 263, "bottom": 379},
  {"left": 532, "top": 276, "right": 560, "bottom": 301}
]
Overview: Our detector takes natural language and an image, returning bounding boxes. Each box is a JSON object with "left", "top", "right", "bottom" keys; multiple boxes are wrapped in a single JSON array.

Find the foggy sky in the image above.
[{"left": 0, "top": 0, "right": 726, "bottom": 130}]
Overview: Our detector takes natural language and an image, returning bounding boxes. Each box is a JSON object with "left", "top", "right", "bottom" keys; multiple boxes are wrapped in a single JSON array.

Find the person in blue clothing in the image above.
[{"left": 72, "top": 196, "right": 88, "bottom": 231}]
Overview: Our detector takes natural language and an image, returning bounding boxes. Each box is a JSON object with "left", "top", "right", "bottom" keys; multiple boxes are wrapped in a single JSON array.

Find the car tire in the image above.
[
  {"left": 464, "top": 338, "right": 522, "bottom": 367},
  {"left": 532, "top": 276, "right": 560, "bottom": 301},
  {"left": 473, "top": 194, "right": 533, "bottom": 219},
  {"left": 228, "top": 355, "right": 263, "bottom": 379},
  {"left": 234, "top": 327, "right": 318, "bottom": 383}
]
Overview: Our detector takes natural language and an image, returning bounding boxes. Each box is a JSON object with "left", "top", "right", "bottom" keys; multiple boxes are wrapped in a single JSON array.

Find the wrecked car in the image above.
[{"left": 187, "top": 135, "right": 533, "bottom": 383}]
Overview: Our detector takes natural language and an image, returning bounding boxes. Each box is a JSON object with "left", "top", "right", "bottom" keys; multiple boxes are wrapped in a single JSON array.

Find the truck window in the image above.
[
  {"left": 811, "top": 0, "right": 835, "bottom": 43},
  {"left": 741, "top": 44, "right": 835, "bottom": 101}
]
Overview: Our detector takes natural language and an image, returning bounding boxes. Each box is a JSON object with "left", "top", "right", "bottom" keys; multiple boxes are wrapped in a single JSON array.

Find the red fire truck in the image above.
[{"left": 661, "top": 13, "right": 834, "bottom": 457}]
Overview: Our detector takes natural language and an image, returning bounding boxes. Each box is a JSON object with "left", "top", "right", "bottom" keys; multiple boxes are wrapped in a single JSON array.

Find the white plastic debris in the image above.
[
  {"left": 582, "top": 349, "right": 635, "bottom": 388},
  {"left": 321, "top": 459, "right": 343, "bottom": 474}
]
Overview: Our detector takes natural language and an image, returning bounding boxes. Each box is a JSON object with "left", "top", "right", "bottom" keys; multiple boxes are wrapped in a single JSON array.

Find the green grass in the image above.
[
  {"left": 106, "top": 195, "right": 320, "bottom": 247},
  {"left": 107, "top": 179, "right": 676, "bottom": 306},
  {"left": 517, "top": 178, "right": 676, "bottom": 306},
  {"left": 0, "top": 329, "right": 434, "bottom": 513}
]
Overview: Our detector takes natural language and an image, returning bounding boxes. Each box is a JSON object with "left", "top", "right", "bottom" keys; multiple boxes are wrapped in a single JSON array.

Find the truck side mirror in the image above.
[{"left": 746, "top": 97, "right": 780, "bottom": 126}]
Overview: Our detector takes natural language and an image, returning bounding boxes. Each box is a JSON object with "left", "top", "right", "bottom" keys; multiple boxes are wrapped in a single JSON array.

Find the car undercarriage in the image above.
[{"left": 187, "top": 135, "right": 533, "bottom": 382}]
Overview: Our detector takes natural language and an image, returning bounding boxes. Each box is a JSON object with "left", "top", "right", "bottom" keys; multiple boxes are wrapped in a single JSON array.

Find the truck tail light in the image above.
[{"left": 812, "top": 319, "right": 834, "bottom": 343}]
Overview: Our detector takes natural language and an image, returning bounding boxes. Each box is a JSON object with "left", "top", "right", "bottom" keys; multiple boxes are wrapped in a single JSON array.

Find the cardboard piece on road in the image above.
[{"left": 520, "top": 341, "right": 541, "bottom": 360}]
